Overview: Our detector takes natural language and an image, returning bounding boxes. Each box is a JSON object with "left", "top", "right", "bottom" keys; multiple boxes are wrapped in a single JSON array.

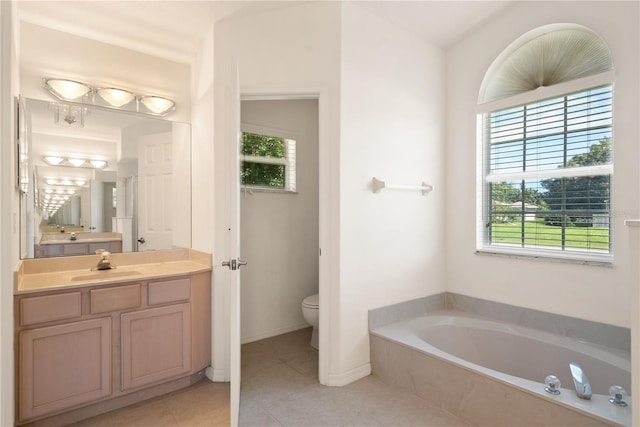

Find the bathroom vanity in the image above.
[
  {"left": 34, "top": 232, "right": 123, "bottom": 258},
  {"left": 13, "top": 249, "right": 212, "bottom": 425}
]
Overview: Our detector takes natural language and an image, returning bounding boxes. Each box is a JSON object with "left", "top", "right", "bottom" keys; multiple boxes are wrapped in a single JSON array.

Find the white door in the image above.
[
  {"left": 137, "top": 132, "right": 173, "bottom": 251},
  {"left": 213, "top": 61, "right": 242, "bottom": 425}
]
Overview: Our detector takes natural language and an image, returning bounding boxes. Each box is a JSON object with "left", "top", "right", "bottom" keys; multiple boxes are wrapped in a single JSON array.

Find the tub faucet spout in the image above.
[{"left": 569, "top": 362, "right": 592, "bottom": 400}]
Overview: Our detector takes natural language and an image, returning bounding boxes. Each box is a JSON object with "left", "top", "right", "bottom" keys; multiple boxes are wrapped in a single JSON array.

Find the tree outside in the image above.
[
  {"left": 241, "top": 133, "right": 286, "bottom": 188},
  {"left": 490, "top": 138, "right": 611, "bottom": 250}
]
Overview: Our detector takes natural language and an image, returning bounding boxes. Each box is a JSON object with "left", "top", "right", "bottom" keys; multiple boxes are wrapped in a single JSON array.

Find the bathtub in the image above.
[{"left": 370, "top": 310, "right": 631, "bottom": 426}]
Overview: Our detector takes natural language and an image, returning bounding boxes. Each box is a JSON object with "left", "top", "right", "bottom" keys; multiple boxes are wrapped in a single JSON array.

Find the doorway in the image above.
[{"left": 239, "top": 98, "right": 319, "bottom": 355}]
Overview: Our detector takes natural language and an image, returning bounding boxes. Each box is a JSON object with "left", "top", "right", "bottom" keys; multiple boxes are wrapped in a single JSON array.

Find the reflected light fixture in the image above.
[
  {"left": 89, "top": 160, "right": 107, "bottom": 169},
  {"left": 45, "top": 79, "right": 91, "bottom": 100},
  {"left": 42, "top": 156, "right": 108, "bottom": 169},
  {"left": 140, "top": 96, "right": 175, "bottom": 115},
  {"left": 43, "top": 156, "right": 64, "bottom": 166},
  {"left": 67, "top": 158, "right": 86, "bottom": 167},
  {"left": 97, "top": 88, "right": 135, "bottom": 107}
]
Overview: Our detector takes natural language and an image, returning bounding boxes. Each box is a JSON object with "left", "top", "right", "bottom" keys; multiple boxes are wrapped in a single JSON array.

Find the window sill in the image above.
[
  {"left": 241, "top": 187, "right": 298, "bottom": 195},
  {"left": 475, "top": 248, "right": 613, "bottom": 267}
]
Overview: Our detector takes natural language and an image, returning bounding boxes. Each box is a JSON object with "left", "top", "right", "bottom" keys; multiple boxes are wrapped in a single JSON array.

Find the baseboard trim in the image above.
[
  {"left": 241, "top": 322, "right": 310, "bottom": 344},
  {"left": 206, "top": 366, "right": 228, "bottom": 382},
  {"left": 326, "top": 363, "right": 371, "bottom": 387}
]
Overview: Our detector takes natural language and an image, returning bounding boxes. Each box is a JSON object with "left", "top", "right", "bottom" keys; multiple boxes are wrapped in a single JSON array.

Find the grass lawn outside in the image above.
[{"left": 491, "top": 220, "right": 610, "bottom": 250}]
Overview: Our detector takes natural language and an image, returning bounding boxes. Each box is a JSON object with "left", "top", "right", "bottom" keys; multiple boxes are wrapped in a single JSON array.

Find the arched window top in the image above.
[{"left": 479, "top": 24, "right": 613, "bottom": 103}]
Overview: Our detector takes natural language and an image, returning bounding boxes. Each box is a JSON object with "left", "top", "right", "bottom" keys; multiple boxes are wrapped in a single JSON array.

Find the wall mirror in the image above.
[{"left": 20, "top": 97, "right": 191, "bottom": 259}]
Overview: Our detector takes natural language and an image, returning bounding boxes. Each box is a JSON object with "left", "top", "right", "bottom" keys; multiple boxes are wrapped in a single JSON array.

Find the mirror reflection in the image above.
[{"left": 21, "top": 97, "right": 191, "bottom": 259}]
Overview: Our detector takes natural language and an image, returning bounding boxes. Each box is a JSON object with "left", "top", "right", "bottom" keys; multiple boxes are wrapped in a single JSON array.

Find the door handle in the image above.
[
  {"left": 223, "top": 258, "right": 247, "bottom": 270},
  {"left": 137, "top": 237, "right": 146, "bottom": 244}
]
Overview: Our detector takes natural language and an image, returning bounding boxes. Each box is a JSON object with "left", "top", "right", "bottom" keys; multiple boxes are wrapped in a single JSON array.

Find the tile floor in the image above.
[
  {"left": 70, "top": 378, "right": 230, "bottom": 426},
  {"left": 239, "top": 327, "right": 470, "bottom": 426},
  {"left": 70, "top": 327, "right": 469, "bottom": 426}
]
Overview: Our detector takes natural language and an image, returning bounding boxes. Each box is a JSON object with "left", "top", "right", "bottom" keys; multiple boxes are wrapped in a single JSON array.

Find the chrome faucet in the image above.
[
  {"left": 569, "top": 362, "right": 592, "bottom": 400},
  {"left": 94, "top": 249, "right": 114, "bottom": 270}
]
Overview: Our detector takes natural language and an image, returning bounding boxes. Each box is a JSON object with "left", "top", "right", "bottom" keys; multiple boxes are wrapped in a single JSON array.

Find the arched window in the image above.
[{"left": 476, "top": 24, "right": 614, "bottom": 263}]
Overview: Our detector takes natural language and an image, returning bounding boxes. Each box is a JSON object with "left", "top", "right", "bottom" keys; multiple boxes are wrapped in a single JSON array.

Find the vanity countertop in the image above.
[
  {"left": 37, "top": 232, "right": 122, "bottom": 245},
  {"left": 15, "top": 248, "right": 212, "bottom": 294}
]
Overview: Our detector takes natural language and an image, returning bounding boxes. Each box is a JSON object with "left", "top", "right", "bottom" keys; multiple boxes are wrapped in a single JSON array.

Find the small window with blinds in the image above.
[
  {"left": 479, "top": 85, "right": 613, "bottom": 261},
  {"left": 241, "top": 132, "right": 297, "bottom": 192}
]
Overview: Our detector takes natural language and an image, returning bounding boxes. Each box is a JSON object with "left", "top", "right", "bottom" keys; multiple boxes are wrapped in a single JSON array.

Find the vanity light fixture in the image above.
[
  {"left": 42, "top": 156, "right": 108, "bottom": 169},
  {"left": 44, "top": 178, "right": 85, "bottom": 187},
  {"left": 44, "top": 77, "right": 176, "bottom": 116}
]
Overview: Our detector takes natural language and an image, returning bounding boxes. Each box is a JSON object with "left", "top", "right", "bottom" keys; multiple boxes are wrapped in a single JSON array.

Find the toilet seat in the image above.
[{"left": 302, "top": 294, "right": 319, "bottom": 309}]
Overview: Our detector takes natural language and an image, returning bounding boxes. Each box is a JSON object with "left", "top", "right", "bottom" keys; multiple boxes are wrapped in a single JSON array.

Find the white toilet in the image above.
[{"left": 301, "top": 293, "right": 319, "bottom": 349}]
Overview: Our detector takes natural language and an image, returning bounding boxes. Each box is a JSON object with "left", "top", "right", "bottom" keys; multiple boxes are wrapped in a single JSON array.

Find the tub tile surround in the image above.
[
  {"left": 15, "top": 248, "right": 212, "bottom": 294},
  {"left": 369, "top": 293, "right": 630, "bottom": 427},
  {"left": 372, "top": 334, "right": 615, "bottom": 427},
  {"left": 369, "top": 292, "right": 630, "bottom": 352}
]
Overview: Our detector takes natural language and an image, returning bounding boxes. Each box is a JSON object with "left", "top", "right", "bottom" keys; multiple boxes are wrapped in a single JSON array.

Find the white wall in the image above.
[
  {"left": 240, "top": 99, "right": 319, "bottom": 343},
  {"left": 214, "top": 1, "right": 447, "bottom": 385},
  {"left": 445, "top": 1, "right": 640, "bottom": 327},
  {"left": 213, "top": 1, "right": 341, "bottom": 384},
  {"left": 338, "top": 2, "right": 446, "bottom": 382},
  {"left": 190, "top": 24, "right": 221, "bottom": 380}
]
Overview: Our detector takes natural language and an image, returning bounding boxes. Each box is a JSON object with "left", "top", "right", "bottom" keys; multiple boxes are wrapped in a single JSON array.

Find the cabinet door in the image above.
[
  {"left": 121, "top": 303, "right": 191, "bottom": 390},
  {"left": 19, "top": 318, "right": 111, "bottom": 421}
]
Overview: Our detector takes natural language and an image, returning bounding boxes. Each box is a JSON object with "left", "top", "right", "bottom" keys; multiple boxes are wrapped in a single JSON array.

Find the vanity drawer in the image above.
[
  {"left": 20, "top": 292, "right": 82, "bottom": 326},
  {"left": 148, "top": 278, "right": 191, "bottom": 306},
  {"left": 63, "top": 243, "right": 89, "bottom": 255},
  {"left": 90, "top": 284, "right": 141, "bottom": 314}
]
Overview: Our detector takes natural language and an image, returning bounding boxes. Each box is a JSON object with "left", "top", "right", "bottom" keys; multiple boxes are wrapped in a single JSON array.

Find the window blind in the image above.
[{"left": 479, "top": 85, "right": 613, "bottom": 259}]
